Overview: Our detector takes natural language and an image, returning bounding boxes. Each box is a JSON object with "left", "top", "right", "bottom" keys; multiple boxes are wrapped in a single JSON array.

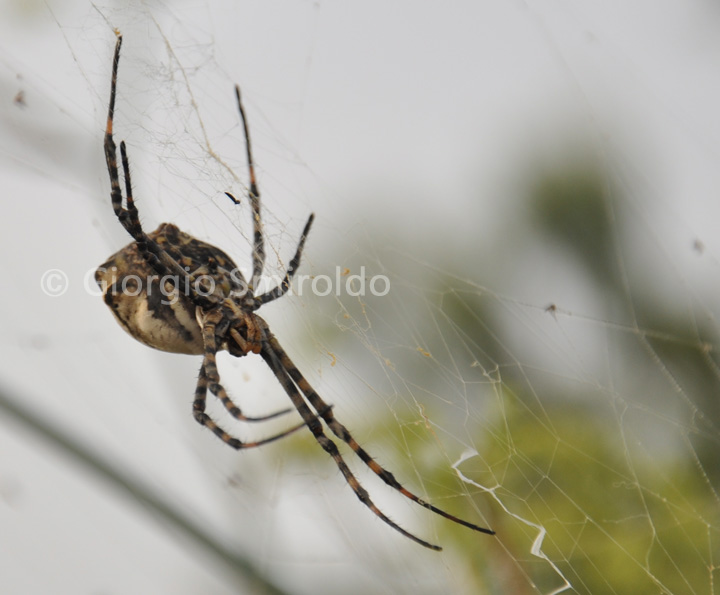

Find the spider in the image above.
[{"left": 95, "top": 32, "right": 494, "bottom": 551}]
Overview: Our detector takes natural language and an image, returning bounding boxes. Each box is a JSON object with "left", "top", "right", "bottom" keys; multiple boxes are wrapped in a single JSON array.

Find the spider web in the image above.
[{"left": 1, "top": 1, "right": 719, "bottom": 594}]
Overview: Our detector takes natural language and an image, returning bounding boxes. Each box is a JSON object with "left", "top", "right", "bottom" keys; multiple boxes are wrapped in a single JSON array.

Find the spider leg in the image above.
[
  {"left": 259, "top": 340, "right": 443, "bottom": 551},
  {"left": 105, "top": 34, "right": 134, "bottom": 235},
  {"left": 201, "top": 318, "right": 291, "bottom": 422},
  {"left": 193, "top": 365, "right": 305, "bottom": 449},
  {"left": 264, "top": 331, "right": 495, "bottom": 537},
  {"left": 256, "top": 213, "right": 315, "bottom": 306},
  {"left": 105, "top": 33, "right": 215, "bottom": 311},
  {"left": 232, "top": 85, "right": 315, "bottom": 306},
  {"left": 198, "top": 363, "right": 291, "bottom": 422},
  {"left": 104, "top": 35, "right": 146, "bottom": 243},
  {"left": 119, "top": 139, "right": 215, "bottom": 310},
  {"left": 234, "top": 85, "right": 265, "bottom": 291},
  {"left": 192, "top": 312, "right": 306, "bottom": 448}
]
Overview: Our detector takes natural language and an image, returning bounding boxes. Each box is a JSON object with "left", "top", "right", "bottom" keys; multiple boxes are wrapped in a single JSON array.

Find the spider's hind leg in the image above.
[
  {"left": 104, "top": 34, "right": 144, "bottom": 239},
  {"left": 103, "top": 36, "right": 154, "bottom": 257},
  {"left": 104, "top": 34, "right": 133, "bottom": 233},
  {"left": 233, "top": 85, "right": 265, "bottom": 290},
  {"left": 257, "top": 213, "right": 315, "bottom": 306},
  {"left": 103, "top": 34, "right": 215, "bottom": 311}
]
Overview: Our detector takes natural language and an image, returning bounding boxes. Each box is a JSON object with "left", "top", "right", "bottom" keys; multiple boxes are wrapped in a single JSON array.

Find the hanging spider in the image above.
[{"left": 95, "top": 32, "right": 494, "bottom": 550}]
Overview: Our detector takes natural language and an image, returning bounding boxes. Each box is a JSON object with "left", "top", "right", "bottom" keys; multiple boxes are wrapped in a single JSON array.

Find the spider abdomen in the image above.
[
  {"left": 96, "top": 242, "right": 203, "bottom": 354},
  {"left": 96, "top": 223, "right": 246, "bottom": 355}
]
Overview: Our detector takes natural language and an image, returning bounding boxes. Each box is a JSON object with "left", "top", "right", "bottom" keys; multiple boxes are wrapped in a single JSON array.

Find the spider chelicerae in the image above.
[{"left": 95, "top": 33, "right": 494, "bottom": 550}]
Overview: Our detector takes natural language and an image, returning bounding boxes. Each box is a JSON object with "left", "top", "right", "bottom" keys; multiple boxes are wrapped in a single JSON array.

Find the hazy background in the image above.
[{"left": 2, "top": 1, "right": 720, "bottom": 593}]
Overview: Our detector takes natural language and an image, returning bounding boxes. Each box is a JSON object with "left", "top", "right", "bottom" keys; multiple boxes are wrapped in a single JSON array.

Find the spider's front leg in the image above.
[
  {"left": 191, "top": 308, "right": 303, "bottom": 448},
  {"left": 259, "top": 324, "right": 495, "bottom": 547},
  {"left": 258, "top": 339, "right": 444, "bottom": 550}
]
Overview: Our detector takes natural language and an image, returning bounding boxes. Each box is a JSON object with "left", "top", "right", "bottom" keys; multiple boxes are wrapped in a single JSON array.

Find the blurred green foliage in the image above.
[
  {"left": 531, "top": 162, "right": 617, "bottom": 288},
  {"left": 294, "top": 153, "right": 720, "bottom": 593}
]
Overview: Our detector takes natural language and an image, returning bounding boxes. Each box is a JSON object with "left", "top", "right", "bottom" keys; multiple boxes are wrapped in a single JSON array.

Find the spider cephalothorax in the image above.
[{"left": 97, "top": 32, "right": 494, "bottom": 550}]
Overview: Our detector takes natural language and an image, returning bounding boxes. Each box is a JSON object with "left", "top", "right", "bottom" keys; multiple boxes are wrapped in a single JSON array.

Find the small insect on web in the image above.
[{"left": 95, "top": 31, "right": 495, "bottom": 550}]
